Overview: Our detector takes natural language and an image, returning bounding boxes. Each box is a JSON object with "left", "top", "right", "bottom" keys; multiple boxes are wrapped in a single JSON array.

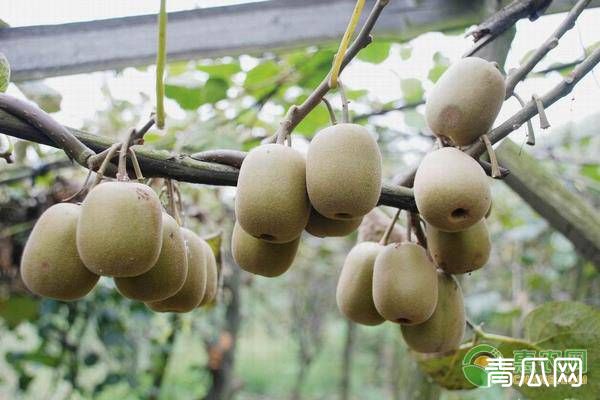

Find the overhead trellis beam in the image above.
[
  {"left": 496, "top": 139, "right": 600, "bottom": 267},
  {"left": 2, "top": 0, "right": 598, "bottom": 81}
]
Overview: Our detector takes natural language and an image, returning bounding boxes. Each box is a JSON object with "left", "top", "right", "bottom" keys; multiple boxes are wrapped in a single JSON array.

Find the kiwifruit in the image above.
[
  {"left": 232, "top": 222, "right": 299, "bottom": 277},
  {"left": 427, "top": 219, "right": 491, "bottom": 274},
  {"left": 305, "top": 208, "right": 362, "bottom": 238},
  {"left": 425, "top": 57, "right": 505, "bottom": 146},
  {"left": 199, "top": 239, "right": 218, "bottom": 306},
  {"left": 413, "top": 147, "right": 491, "bottom": 232},
  {"left": 20, "top": 203, "right": 99, "bottom": 301},
  {"left": 401, "top": 271, "right": 465, "bottom": 353},
  {"left": 336, "top": 242, "right": 384, "bottom": 326},
  {"left": 147, "top": 228, "right": 207, "bottom": 313},
  {"left": 77, "top": 181, "right": 163, "bottom": 277},
  {"left": 372, "top": 242, "right": 438, "bottom": 325},
  {"left": 115, "top": 213, "right": 188, "bottom": 301},
  {"left": 306, "top": 123, "right": 382, "bottom": 220},
  {"left": 235, "top": 144, "right": 310, "bottom": 243}
]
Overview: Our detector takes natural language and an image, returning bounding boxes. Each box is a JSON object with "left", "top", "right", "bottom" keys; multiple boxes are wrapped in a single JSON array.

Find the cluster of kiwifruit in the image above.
[
  {"left": 232, "top": 121, "right": 382, "bottom": 277},
  {"left": 20, "top": 179, "right": 218, "bottom": 313},
  {"left": 337, "top": 57, "right": 504, "bottom": 354}
]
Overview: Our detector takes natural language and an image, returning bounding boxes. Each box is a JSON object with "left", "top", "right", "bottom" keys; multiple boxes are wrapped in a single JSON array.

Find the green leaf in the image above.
[
  {"left": 517, "top": 302, "right": 600, "bottom": 400},
  {"left": 404, "top": 109, "right": 426, "bottom": 130},
  {"left": 357, "top": 41, "right": 392, "bottom": 64},
  {"left": 197, "top": 61, "right": 241, "bottom": 80},
  {"left": 346, "top": 89, "right": 368, "bottom": 101},
  {"left": 0, "top": 52, "right": 9, "bottom": 92},
  {"left": 167, "top": 61, "right": 191, "bottom": 77},
  {"left": 580, "top": 164, "right": 600, "bottom": 182},
  {"left": 0, "top": 296, "right": 40, "bottom": 328},
  {"left": 428, "top": 52, "right": 450, "bottom": 83},
  {"left": 201, "top": 77, "right": 229, "bottom": 104},
  {"left": 417, "top": 302, "right": 600, "bottom": 397},
  {"left": 294, "top": 104, "right": 330, "bottom": 136},
  {"left": 400, "top": 78, "right": 424, "bottom": 103},
  {"left": 165, "top": 81, "right": 203, "bottom": 110},
  {"left": 294, "top": 48, "right": 336, "bottom": 89},
  {"left": 17, "top": 81, "right": 62, "bottom": 113},
  {"left": 400, "top": 45, "right": 412, "bottom": 61},
  {"left": 417, "top": 336, "right": 536, "bottom": 390},
  {"left": 244, "top": 61, "right": 282, "bottom": 98},
  {"left": 165, "top": 76, "right": 228, "bottom": 110}
]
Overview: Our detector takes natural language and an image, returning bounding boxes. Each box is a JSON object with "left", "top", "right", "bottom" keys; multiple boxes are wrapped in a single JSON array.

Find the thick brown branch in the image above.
[
  {"left": 0, "top": 159, "right": 72, "bottom": 185},
  {"left": 191, "top": 149, "right": 247, "bottom": 169},
  {"left": 0, "top": 111, "right": 417, "bottom": 211},
  {"left": 504, "top": 0, "right": 591, "bottom": 97},
  {"left": 464, "top": 0, "right": 553, "bottom": 57},
  {"left": 274, "top": 0, "right": 389, "bottom": 142},
  {"left": 0, "top": 93, "right": 95, "bottom": 167}
]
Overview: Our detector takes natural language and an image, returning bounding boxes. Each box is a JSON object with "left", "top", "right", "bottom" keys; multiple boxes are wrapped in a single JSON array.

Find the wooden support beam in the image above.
[
  {"left": 0, "top": 108, "right": 418, "bottom": 211},
  {"left": 496, "top": 139, "right": 600, "bottom": 267},
  {"left": 4, "top": 0, "right": 597, "bottom": 81}
]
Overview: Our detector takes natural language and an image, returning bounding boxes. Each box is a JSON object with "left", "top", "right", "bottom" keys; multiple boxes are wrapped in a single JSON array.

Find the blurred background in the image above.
[{"left": 0, "top": 1, "right": 599, "bottom": 399}]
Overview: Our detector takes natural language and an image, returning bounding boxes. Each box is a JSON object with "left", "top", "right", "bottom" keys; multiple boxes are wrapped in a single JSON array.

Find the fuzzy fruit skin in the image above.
[
  {"left": 414, "top": 147, "right": 491, "bottom": 232},
  {"left": 401, "top": 271, "right": 465, "bottom": 353},
  {"left": 115, "top": 214, "right": 188, "bottom": 301},
  {"left": 305, "top": 208, "right": 362, "bottom": 238},
  {"left": 427, "top": 219, "right": 491, "bottom": 274},
  {"left": 425, "top": 57, "right": 505, "bottom": 146},
  {"left": 372, "top": 242, "right": 438, "bottom": 325},
  {"left": 199, "top": 239, "right": 218, "bottom": 306},
  {"left": 232, "top": 222, "right": 299, "bottom": 277},
  {"left": 235, "top": 144, "right": 310, "bottom": 243},
  {"left": 21, "top": 203, "right": 99, "bottom": 301},
  {"left": 336, "top": 242, "right": 385, "bottom": 326},
  {"left": 147, "top": 228, "right": 207, "bottom": 313},
  {"left": 77, "top": 182, "right": 163, "bottom": 277},
  {"left": 306, "top": 123, "right": 382, "bottom": 220}
]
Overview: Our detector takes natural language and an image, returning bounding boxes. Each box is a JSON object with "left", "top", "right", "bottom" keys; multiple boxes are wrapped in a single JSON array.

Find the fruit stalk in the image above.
[
  {"left": 379, "top": 208, "right": 400, "bottom": 246},
  {"left": 338, "top": 80, "right": 350, "bottom": 123},
  {"left": 329, "top": 0, "right": 365, "bottom": 89},
  {"left": 511, "top": 92, "right": 535, "bottom": 145}
]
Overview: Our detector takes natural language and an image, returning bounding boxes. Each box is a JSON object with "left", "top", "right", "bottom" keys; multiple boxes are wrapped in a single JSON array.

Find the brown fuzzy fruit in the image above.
[
  {"left": 147, "top": 228, "right": 208, "bottom": 313},
  {"left": 20, "top": 203, "right": 99, "bottom": 301},
  {"left": 427, "top": 219, "right": 491, "bottom": 274},
  {"left": 401, "top": 271, "right": 465, "bottom": 353},
  {"left": 306, "top": 123, "right": 382, "bottom": 219},
  {"left": 232, "top": 222, "right": 299, "bottom": 277},
  {"left": 199, "top": 239, "right": 218, "bottom": 306},
  {"left": 115, "top": 213, "right": 188, "bottom": 301},
  {"left": 235, "top": 144, "right": 310, "bottom": 243},
  {"left": 336, "top": 242, "right": 384, "bottom": 326},
  {"left": 413, "top": 147, "right": 491, "bottom": 232},
  {"left": 305, "top": 208, "right": 362, "bottom": 238},
  {"left": 372, "top": 242, "right": 438, "bottom": 325},
  {"left": 77, "top": 182, "right": 163, "bottom": 277},
  {"left": 425, "top": 57, "right": 506, "bottom": 146}
]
